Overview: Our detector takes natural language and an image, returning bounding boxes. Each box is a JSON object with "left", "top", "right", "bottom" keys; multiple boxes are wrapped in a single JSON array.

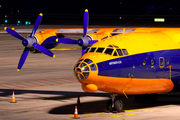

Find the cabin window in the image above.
[
  {"left": 122, "top": 49, "right": 128, "bottom": 55},
  {"left": 160, "top": 58, "right": 164, "bottom": 66},
  {"left": 85, "top": 48, "right": 90, "bottom": 53},
  {"left": 96, "top": 48, "right": 105, "bottom": 53},
  {"left": 116, "top": 49, "right": 123, "bottom": 56},
  {"left": 89, "top": 47, "right": 96, "bottom": 52},
  {"left": 151, "top": 59, "right": 154, "bottom": 65},
  {"left": 143, "top": 60, "right": 146, "bottom": 65},
  {"left": 159, "top": 57, "right": 165, "bottom": 68},
  {"left": 104, "top": 48, "right": 114, "bottom": 55},
  {"left": 166, "top": 59, "right": 169, "bottom": 65}
]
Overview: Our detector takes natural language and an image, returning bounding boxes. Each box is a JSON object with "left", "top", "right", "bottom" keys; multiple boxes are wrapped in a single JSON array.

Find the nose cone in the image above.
[
  {"left": 74, "top": 58, "right": 97, "bottom": 81},
  {"left": 22, "top": 39, "right": 28, "bottom": 46}
]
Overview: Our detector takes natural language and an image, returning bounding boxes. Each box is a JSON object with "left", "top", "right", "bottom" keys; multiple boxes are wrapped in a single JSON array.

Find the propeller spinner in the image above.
[
  {"left": 56, "top": 9, "right": 98, "bottom": 53},
  {"left": 5, "top": 13, "right": 55, "bottom": 71}
]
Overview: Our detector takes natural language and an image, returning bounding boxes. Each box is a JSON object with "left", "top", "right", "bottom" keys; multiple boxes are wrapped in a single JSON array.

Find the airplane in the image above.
[{"left": 5, "top": 9, "right": 180, "bottom": 112}]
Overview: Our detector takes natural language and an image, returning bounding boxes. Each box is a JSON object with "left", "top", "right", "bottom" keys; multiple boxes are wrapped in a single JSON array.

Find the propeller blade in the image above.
[
  {"left": 56, "top": 38, "right": 77, "bottom": 44},
  {"left": 17, "top": 47, "right": 30, "bottom": 71},
  {"left": 30, "top": 13, "right": 43, "bottom": 37},
  {"left": 5, "top": 27, "right": 25, "bottom": 41},
  {"left": 32, "top": 43, "right": 55, "bottom": 58},
  {"left": 83, "top": 9, "right": 89, "bottom": 37}
]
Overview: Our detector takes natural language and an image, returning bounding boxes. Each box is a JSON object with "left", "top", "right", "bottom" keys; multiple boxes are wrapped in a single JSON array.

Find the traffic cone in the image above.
[
  {"left": 74, "top": 106, "right": 79, "bottom": 119},
  {"left": 11, "top": 91, "right": 16, "bottom": 103}
]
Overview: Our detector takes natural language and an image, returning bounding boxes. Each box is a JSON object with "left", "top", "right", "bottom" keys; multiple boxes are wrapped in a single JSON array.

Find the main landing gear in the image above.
[{"left": 107, "top": 94, "right": 123, "bottom": 112}]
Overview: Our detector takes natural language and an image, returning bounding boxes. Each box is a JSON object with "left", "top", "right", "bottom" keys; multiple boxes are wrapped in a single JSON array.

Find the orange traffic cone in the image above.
[
  {"left": 74, "top": 106, "right": 79, "bottom": 119},
  {"left": 11, "top": 91, "right": 16, "bottom": 103}
]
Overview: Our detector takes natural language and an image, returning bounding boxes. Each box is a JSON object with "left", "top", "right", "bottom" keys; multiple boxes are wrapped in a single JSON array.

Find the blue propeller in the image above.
[
  {"left": 5, "top": 13, "right": 55, "bottom": 71},
  {"left": 56, "top": 9, "right": 98, "bottom": 52}
]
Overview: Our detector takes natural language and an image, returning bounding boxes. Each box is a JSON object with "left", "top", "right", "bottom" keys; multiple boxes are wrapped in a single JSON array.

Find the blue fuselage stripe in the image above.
[{"left": 97, "top": 49, "right": 180, "bottom": 91}]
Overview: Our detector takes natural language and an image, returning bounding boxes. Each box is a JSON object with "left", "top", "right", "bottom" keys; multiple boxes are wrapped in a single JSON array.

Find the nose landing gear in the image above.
[{"left": 107, "top": 94, "right": 123, "bottom": 112}]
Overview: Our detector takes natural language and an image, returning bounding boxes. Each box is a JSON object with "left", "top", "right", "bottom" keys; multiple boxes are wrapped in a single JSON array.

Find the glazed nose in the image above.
[{"left": 74, "top": 58, "right": 97, "bottom": 80}]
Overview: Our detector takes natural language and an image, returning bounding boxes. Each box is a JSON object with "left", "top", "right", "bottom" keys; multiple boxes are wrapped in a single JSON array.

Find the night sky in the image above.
[
  {"left": 0, "top": 0, "right": 179, "bottom": 14},
  {"left": 1, "top": 0, "right": 180, "bottom": 25}
]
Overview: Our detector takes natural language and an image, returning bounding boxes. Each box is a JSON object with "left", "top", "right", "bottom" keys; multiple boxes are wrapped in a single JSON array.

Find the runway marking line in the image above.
[
  {"left": 0, "top": 76, "right": 77, "bottom": 89},
  {"left": 25, "top": 81, "right": 45, "bottom": 86},
  {"left": 50, "top": 78, "right": 68, "bottom": 83},
  {"left": 14, "top": 82, "right": 35, "bottom": 87},
  {"left": 4, "top": 83, "right": 25, "bottom": 88},
  {"left": 41, "top": 79, "right": 62, "bottom": 84},
  {"left": 0, "top": 84, "right": 14, "bottom": 89}
]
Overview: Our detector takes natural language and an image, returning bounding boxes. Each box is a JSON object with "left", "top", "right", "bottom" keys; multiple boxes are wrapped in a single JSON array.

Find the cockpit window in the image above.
[
  {"left": 76, "top": 63, "right": 80, "bottom": 68},
  {"left": 122, "top": 49, "right": 128, "bottom": 55},
  {"left": 82, "top": 66, "right": 90, "bottom": 71},
  {"left": 85, "top": 45, "right": 129, "bottom": 57},
  {"left": 84, "top": 48, "right": 90, "bottom": 53},
  {"left": 78, "top": 59, "right": 84, "bottom": 63},
  {"left": 89, "top": 48, "right": 96, "bottom": 52},
  {"left": 80, "top": 63, "right": 87, "bottom": 68},
  {"left": 84, "top": 59, "right": 93, "bottom": 64},
  {"left": 96, "top": 48, "right": 105, "bottom": 53},
  {"left": 113, "top": 51, "right": 118, "bottom": 56},
  {"left": 104, "top": 48, "right": 114, "bottom": 55},
  {"left": 108, "top": 45, "right": 113, "bottom": 48},
  {"left": 90, "top": 64, "right": 97, "bottom": 71},
  {"left": 117, "top": 49, "right": 123, "bottom": 56}
]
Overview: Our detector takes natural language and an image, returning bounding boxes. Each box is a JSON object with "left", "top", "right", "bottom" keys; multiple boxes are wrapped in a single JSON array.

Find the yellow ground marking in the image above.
[
  {"left": 144, "top": 111, "right": 154, "bottom": 112},
  {"left": 125, "top": 109, "right": 141, "bottom": 112},
  {"left": 111, "top": 115, "right": 122, "bottom": 117},
  {"left": 125, "top": 113, "right": 135, "bottom": 115}
]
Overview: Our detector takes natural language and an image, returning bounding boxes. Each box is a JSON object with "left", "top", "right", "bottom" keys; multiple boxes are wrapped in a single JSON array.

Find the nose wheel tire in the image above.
[{"left": 107, "top": 99, "right": 123, "bottom": 112}]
